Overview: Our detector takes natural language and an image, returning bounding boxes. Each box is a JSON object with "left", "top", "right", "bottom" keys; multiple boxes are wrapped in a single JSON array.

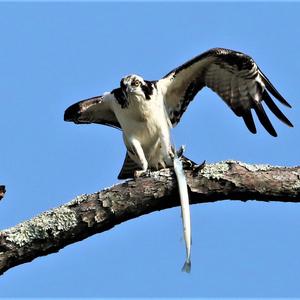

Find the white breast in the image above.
[{"left": 112, "top": 90, "right": 172, "bottom": 168}]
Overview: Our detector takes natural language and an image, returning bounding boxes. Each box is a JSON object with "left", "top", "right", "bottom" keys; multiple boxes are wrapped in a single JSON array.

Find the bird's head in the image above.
[{"left": 120, "top": 74, "right": 154, "bottom": 100}]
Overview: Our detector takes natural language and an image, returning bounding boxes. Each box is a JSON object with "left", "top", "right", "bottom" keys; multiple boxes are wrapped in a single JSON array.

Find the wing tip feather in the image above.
[
  {"left": 254, "top": 103, "right": 278, "bottom": 137},
  {"left": 263, "top": 90, "right": 293, "bottom": 128},
  {"left": 259, "top": 69, "right": 292, "bottom": 108},
  {"left": 242, "top": 111, "right": 257, "bottom": 134},
  {"left": 64, "top": 102, "right": 81, "bottom": 123}
]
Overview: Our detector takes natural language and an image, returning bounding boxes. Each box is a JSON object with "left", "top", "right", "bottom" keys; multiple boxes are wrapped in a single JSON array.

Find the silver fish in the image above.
[{"left": 174, "top": 155, "right": 191, "bottom": 273}]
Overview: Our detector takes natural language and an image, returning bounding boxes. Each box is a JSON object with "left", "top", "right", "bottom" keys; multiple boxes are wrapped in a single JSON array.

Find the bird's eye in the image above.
[{"left": 132, "top": 80, "right": 140, "bottom": 87}]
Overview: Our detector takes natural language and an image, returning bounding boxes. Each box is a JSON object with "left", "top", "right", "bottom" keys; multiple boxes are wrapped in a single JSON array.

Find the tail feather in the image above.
[
  {"left": 118, "top": 152, "right": 140, "bottom": 179},
  {"left": 181, "top": 259, "right": 191, "bottom": 273}
]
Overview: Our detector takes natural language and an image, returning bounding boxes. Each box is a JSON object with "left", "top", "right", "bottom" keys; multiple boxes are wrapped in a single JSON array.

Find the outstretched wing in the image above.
[
  {"left": 158, "top": 47, "right": 293, "bottom": 136},
  {"left": 64, "top": 92, "right": 121, "bottom": 129}
]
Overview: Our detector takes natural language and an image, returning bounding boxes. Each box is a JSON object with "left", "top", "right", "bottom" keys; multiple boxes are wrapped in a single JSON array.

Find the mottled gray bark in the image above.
[{"left": 0, "top": 160, "right": 299, "bottom": 275}]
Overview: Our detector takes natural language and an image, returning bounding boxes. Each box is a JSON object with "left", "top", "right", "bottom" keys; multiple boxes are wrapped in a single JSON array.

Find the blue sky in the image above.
[{"left": 0, "top": 2, "right": 299, "bottom": 298}]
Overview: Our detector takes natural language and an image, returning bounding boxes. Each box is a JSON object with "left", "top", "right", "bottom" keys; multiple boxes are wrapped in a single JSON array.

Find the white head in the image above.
[{"left": 120, "top": 74, "right": 154, "bottom": 100}]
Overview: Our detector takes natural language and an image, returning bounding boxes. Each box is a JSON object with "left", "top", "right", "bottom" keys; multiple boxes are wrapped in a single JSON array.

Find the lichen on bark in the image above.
[
  {"left": 3, "top": 206, "right": 77, "bottom": 247},
  {"left": 0, "top": 160, "right": 299, "bottom": 276}
]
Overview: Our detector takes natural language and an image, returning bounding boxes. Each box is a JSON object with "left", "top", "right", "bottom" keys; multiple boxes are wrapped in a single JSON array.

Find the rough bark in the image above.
[{"left": 0, "top": 160, "right": 299, "bottom": 275}]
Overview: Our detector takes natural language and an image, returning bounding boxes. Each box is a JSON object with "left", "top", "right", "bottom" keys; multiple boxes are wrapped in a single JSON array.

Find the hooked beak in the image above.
[
  {"left": 126, "top": 86, "right": 135, "bottom": 93},
  {"left": 121, "top": 80, "right": 134, "bottom": 94}
]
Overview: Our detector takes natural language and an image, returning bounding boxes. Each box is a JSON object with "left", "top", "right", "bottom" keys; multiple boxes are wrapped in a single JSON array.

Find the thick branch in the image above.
[{"left": 0, "top": 160, "right": 299, "bottom": 275}]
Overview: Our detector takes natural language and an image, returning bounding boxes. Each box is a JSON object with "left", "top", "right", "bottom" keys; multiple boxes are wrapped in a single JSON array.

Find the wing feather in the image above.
[
  {"left": 253, "top": 102, "right": 277, "bottom": 137},
  {"left": 259, "top": 68, "right": 291, "bottom": 107},
  {"left": 263, "top": 90, "right": 293, "bottom": 127},
  {"left": 242, "top": 110, "right": 257, "bottom": 134},
  {"left": 158, "top": 47, "right": 292, "bottom": 135},
  {"left": 64, "top": 93, "right": 121, "bottom": 129}
]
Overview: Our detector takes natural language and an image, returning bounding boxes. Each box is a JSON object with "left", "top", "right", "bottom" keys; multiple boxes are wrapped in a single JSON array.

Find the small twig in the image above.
[{"left": 0, "top": 186, "right": 6, "bottom": 201}]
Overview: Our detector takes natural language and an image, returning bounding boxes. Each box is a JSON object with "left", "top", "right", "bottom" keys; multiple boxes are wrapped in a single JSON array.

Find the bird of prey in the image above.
[{"left": 64, "top": 48, "right": 293, "bottom": 179}]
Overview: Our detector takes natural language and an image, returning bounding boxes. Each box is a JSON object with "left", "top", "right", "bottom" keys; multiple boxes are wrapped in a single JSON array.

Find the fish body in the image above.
[{"left": 173, "top": 155, "right": 191, "bottom": 273}]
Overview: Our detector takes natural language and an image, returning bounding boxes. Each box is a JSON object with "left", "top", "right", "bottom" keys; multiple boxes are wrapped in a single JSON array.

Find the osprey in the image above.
[
  {"left": 64, "top": 47, "right": 293, "bottom": 272},
  {"left": 64, "top": 48, "right": 293, "bottom": 179}
]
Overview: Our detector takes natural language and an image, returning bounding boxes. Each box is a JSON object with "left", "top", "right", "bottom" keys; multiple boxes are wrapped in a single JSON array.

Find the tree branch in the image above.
[{"left": 0, "top": 160, "right": 299, "bottom": 275}]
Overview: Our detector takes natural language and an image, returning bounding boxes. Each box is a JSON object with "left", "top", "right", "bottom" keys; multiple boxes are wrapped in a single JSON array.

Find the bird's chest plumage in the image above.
[
  {"left": 114, "top": 93, "right": 167, "bottom": 139},
  {"left": 129, "top": 95, "right": 156, "bottom": 122},
  {"left": 112, "top": 90, "right": 173, "bottom": 169}
]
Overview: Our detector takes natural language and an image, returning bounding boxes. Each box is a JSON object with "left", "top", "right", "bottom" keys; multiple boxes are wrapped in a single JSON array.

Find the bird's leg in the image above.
[
  {"left": 128, "top": 137, "right": 149, "bottom": 178},
  {"left": 191, "top": 160, "right": 206, "bottom": 175}
]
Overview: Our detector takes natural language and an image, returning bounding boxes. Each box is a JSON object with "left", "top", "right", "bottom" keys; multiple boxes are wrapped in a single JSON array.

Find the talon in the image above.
[
  {"left": 192, "top": 160, "right": 206, "bottom": 176},
  {"left": 134, "top": 170, "right": 145, "bottom": 178},
  {"left": 180, "top": 156, "right": 197, "bottom": 169},
  {"left": 134, "top": 169, "right": 150, "bottom": 178}
]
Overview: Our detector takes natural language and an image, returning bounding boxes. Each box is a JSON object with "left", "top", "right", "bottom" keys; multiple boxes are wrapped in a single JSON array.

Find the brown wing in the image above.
[
  {"left": 64, "top": 93, "right": 121, "bottom": 129},
  {"left": 159, "top": 48, "right": 292, "bottom": 136}
]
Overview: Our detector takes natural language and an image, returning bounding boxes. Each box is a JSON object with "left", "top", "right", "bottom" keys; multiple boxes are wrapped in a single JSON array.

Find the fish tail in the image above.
[{"left": 181, "top": 259, "right": 191, "bottom": 273}]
